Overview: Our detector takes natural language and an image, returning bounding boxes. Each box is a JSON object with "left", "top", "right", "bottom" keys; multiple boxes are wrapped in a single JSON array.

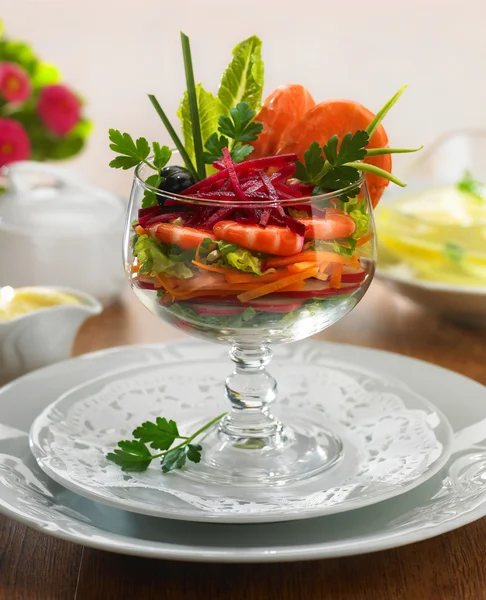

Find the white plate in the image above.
[
  {"left": 29, "top": 341, "right": 452, "bottom": 523},
  {"left": 0, "top": 341, "right": 485, "bottom": 562},
  {"left": 376, "top": 265, "right": 486, "bottom": 325}
]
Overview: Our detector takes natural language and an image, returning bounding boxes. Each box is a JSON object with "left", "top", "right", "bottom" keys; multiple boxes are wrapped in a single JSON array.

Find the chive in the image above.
[
  {"left": 366, "top": 85, "right": 407, "bottom": 138},
  {"left": 147, "top": 94, "right": 198, "bottom": 180},
  {"left": 344, "top": 161, "right": 407, "bottom": 187},
  {"left": 180, "top": 32, "right": 206, "bottom": 180},
  {"left": 365, "top": 146, "right": 423, "bottom": 157}
]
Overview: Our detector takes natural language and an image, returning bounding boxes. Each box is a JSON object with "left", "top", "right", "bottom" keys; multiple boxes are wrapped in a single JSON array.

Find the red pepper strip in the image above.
[
  {"left": 222, "top": 147, "right": 247, "bottom": 201},
  {"left": 181, "top": 154, "right": 298, "bottom": 195}
]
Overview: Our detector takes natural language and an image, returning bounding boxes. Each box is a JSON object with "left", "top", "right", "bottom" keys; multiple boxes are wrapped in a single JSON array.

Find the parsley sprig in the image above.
[
  {"left": 203, "top": 102, "right": 263, "bottom": 164},
  {"left": 108, "top": 129, "right": 172, "bottom": 172},
  {"left": 106, "top": 412, "right": 225, "bottom": 473}
]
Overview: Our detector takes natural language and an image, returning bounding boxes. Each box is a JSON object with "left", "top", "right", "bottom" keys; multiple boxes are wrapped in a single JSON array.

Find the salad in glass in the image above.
[{"left": 108, "top": 33, "right": 420, "bottom": 485}]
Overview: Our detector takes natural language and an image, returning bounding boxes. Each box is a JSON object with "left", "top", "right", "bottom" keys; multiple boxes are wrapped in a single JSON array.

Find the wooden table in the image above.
[{"left": 1, "top": 282, "right": 485, "bottom": 600}]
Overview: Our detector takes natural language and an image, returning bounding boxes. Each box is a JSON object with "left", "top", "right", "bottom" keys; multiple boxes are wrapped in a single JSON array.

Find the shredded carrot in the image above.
[
  {"left": 265, "top": 251, "right": 359, "bottom": 270},
  {"left": 237, "top": 267, "right": 318, "bottom": 303},
  {"left": 130, "top": 262, "right": 140, "bottom": 275},
  {"left": 356, "top": 232, "right": 373, "bottom": 247},
  {"left": 287, "top": 261, "right": 317, "bottom": 274},
  {"left": 225, "top": 270, "right": 285, "bottom": 285},
  {"left": 135, "top": 225, "right": 146, "bottom": 236},
  {"left": 318, "top": 262, "right": 330, "bottom": 273},
  {"left": 329, "top": 263, "right": 343, "bottom": 289},
  {"left": 315, "top": 271, "right": 329, "bottom": 282},
  {"left": 192, "top": 260, "right": 232, "bottom": 274}
]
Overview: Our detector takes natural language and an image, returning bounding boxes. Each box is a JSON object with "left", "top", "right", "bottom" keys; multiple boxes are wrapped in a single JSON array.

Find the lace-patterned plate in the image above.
[
  {"left": 29, "top": 341, "right": 452, "bottom": 523},
  {"left": 0, "top": 341, "right": 484, "bottom": 561}
]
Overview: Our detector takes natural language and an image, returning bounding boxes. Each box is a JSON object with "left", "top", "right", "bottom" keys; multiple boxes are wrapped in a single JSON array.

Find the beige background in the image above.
[{"left": 2, "top": 0, "right": 486, "bottom": 199}]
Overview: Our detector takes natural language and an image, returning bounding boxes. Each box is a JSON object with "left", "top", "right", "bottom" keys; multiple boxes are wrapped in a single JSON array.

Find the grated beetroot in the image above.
[
  {"left": 138, "top": 205, "right": 162, "bottom": 220},
  {"left": 140, "top": 212, "right": 186, "bottom": 228}
]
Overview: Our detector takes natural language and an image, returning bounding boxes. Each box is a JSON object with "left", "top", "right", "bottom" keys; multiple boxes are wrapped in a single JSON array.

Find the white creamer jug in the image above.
[{"left": 0, "top": 161, "right": 125, "bottom": 303}]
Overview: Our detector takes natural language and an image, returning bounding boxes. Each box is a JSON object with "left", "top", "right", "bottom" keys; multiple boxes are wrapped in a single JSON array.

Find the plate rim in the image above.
[
  {"left": 27, "top": 346, "right": 454, "bottom": 524},
  {"left": 0, "top": 340, "right": 485, "bottom": 562},
  {"left": 376, "top": 266, "right": 486, "bottom": 295}
]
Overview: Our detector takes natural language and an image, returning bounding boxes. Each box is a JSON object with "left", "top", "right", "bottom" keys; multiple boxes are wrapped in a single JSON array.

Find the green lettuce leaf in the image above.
[
  {"left": 177, "top": 84, "right": 223, "bottom": 174},
  {"left": 348, "top": 209, "right": 370, "bottom": 238},
  {"left": 134, "top": 235, "right": 193, "bottom": 279},
  {"left": 217, "top": 35, "right": 264, "bottom": 114},
  {"left": 217, "top": 241, "right": 263, "bottom": 275}
]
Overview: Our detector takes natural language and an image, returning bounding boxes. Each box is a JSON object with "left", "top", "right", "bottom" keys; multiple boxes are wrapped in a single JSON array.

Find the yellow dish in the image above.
[
  {"left": 376, "top": 185, "right": 486, "bottom": 287},
  {"left": 0, "top": 287, "right": 82, "bottom": 321}
]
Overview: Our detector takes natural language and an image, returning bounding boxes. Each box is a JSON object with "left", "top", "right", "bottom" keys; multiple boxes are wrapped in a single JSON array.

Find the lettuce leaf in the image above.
[
  {"left": 217, "top": 35, "right": 264, "bottom": 114},
  {"left": 134, "top": 235, "right": 193, "bottom": 279},
  {"left": 168, "top": 304, "right": 257, "bottom": 328},
  {"left": 177, "top": 84, "right": 223, "bottom": 174},
  {"left": 348, "top": 209, "right": 369, "bottom": 238},
  {"left": 216, "top": 241, "right": 263, "bottom": 274}
]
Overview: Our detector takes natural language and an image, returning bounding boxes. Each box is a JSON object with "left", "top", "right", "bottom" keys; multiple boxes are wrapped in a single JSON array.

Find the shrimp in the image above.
[
  {"left": 149, "top": 223, "right": 214, "bottom": 250},
  {"left": 213, "top": 221, "right": 304, "bottom": 256},
  {"left": 298, "top": 214, "right": 356, "bottom": 240},
  {"left": 250, "top": 84, "right": 316, "bottom": 159}
]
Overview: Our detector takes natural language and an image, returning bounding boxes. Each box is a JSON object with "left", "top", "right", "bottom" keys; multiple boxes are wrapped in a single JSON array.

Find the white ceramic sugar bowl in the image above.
[{"left": 0, "top": 161, "right": 126, "bottom": 304}]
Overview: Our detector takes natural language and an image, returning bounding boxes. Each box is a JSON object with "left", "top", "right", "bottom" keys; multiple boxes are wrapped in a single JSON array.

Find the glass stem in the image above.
[{"left": 221, "top": 345, "right": 281, "bottom": 441}]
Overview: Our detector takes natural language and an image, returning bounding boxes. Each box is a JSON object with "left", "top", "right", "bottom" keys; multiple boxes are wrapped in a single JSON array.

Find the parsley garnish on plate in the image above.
[{"left": 106, "top": 412, "right": 225, "bottom": 473}]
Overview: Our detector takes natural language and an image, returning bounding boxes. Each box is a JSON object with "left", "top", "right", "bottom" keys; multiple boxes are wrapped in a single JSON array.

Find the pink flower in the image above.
[
  {"left": 0, "top": 118, "right": 31, "bottom": 167},
  {"left": 37, "top": 84, "right": 81, "bottom": 136},
  {"left": 0, "top": 62, "right": 31, "bottom": 103}
]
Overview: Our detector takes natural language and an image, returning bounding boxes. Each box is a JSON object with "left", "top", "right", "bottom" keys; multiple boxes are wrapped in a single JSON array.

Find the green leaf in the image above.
[
  {"left": 366, "top": 85, "right": 407, "bottom": 138},
  {"left": 218, "top": 35, "right": 264, "bottom": 113},
  {"left": 31, "top": 62, "right": 61, "bottom": 87},
  {"left": 106, "top": 440, "right": 153, "bottom": 472},
  {"left": 457, "top": 170, "right": 486, "bottom": 200},
  {"left": 298, "top": 142, "right": 325, "bottom": 182},
  {"left": 203, "top": 132, "right": 228, "bottom": 163},
  {"left": 231, "top": 144, "right": 254, "bottom": 162},
  {"left": 134, "top": 235, "right": 193, "bottom": 279},
  {"left": 161, "top": 447, "right": 188, "bottom": 472},
  {"left": 133, "top": 417, "right": 180, "bottom": 451},
  {"left": 177, "top": 84, "right": 223, "bottom": 175},
  {"left": 218, "top": 102, "right": 263, "bottom": 143},
  {"left": 0, "top": 40, "right": 38, "bottom": 75},
  {"left": 141, "top": 174, "right": 160, "bottom": 208},
  {"left": 348, "top": 209, "right": 370, "bottom": 238},
  {"left": 319, "top": 166, "right": 362, "bottom": 200},
  {"left": 203, "top": 133, "right": 253, "bottom": 164},
  {"left": 108, "top": 129, "right": 152, "bottom": 169},
  {"left": 152, "top": 142, "right": 172, "bottom": 170},
  {"left": 216, "top": 240, "right": 264, "bottom": 274},
  {"left": 324, "top": 131, "right": 369, "bottom": 166},
  {"left": 186, "top": 443, "right": 202, "bottom": 464}
]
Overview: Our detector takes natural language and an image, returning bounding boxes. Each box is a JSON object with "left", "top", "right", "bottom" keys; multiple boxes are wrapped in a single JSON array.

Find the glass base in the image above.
[{"left": 181, "top": 410, "right": 344, "bottom": 487}]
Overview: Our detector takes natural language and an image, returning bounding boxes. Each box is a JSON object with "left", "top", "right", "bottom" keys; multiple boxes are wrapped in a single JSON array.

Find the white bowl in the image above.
[
  {"left": 376, "top": 265, "right": 486, "bottom": 325},
  {"left": 0, "top": 286, "right": 102, "bottom": 384}
]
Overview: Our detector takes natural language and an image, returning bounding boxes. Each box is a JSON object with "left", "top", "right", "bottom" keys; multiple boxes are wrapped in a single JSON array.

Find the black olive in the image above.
[
  {"left": 157, "top": 166, "right": 195, "bottom": 208},
  {"left": 158, "top": 166, "right": 195, "bottom": 194}
]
